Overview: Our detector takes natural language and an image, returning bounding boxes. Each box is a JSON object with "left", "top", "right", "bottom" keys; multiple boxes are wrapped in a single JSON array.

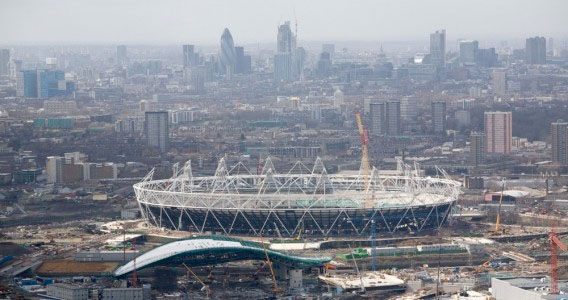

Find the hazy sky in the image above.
[{"left": 1, "top": 0, "right": 567, "bottom": 45}]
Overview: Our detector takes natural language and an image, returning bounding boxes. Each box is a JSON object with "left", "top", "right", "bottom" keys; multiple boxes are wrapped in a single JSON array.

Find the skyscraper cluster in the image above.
[
  {"left": 17, "top": 69, "right": 74, "bottom": 99},
  {"left": 218, "top": 28, "right": 252, "bottom": 80},
  {"left": 459, "top": 40, "right": 497, "bottom": 67}
]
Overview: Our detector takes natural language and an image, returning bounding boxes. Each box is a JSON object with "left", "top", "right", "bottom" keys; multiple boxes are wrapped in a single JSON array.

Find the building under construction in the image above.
[{"left": 133, "top": 157, "right": 461, "bottom": 237}]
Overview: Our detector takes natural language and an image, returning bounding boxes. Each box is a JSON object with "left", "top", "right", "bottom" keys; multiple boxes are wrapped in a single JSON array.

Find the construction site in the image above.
[{"left": 1, "top": 114, "right": 568, "bottom": 300}]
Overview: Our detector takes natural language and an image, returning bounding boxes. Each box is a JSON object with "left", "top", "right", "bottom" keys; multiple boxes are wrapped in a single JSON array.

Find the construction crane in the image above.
[
  {"left": 355, "top": 112, "right": 373, "bottom": 209},
  {"left": 549, "top": 230, "right": 567, "bottom": 294},
  {"left": 347, "top": 244, "right": 366, "bottom": 294},
  {"left": 259, "top": 235, "right": 282, "bottom": 293},
  {"left": 182, "top": 263, "right": 211, "bottom": 298},
  {"left": 494, "top": 181, "right": 506, "bottom": 233}
]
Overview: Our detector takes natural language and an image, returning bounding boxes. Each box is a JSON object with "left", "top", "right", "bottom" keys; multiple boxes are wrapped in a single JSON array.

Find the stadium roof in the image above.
[{"left": 114, "top": 235, "right": 331, "bottom": 276}]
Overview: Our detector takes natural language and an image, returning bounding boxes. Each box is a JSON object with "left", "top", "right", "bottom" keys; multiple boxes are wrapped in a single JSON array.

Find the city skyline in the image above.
[{"left": 1, "top": 0, "right": 567, "bottom": 44}]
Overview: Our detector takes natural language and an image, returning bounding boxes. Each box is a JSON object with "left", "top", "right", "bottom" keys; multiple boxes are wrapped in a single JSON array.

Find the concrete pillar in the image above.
[{"left": 289, "top": 269, "right": 303, "bottom": 289}]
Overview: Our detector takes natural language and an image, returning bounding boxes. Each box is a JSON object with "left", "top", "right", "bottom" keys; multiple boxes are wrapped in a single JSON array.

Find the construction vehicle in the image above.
[
  {"left": 182, "top": 263, "right": 212, "bottom": 298},
  {"left": 355, "top": 112, "right": 373, "bottom": 210},
  {"left": 474, "top": 258, "right": 494, "bottom": 273},
  {"left": 323, "top": 263, "right": 336, "bottom": 276}
]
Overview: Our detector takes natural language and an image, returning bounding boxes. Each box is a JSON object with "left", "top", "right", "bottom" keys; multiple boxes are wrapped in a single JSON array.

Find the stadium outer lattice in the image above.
[{"left": 134, "top": 157, "right": 461, "bottom": 237}]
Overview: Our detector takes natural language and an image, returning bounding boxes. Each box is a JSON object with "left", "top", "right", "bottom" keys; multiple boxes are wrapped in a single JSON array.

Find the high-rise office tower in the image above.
[
  {"left": 430, "top": 29, "right": 446, "bottom": 67},
  {"left": 525, "top": 36, "right": 546, "bottom": 64},
  {"left": 484, "top": 111, "right": 512, "bottom": 154},
  {"left": 277, "top": 21, "right": 294, "bottom": 53},
  {"left": 294, "top": 47, "right": 306, "bottom": 78},
  {"left": 470, "top": 132, "right": 485, "bottom": 166},
  {"left": 431, "top": 101, "right": 447, "bottom": 133},
  {"left": 322, "top": 44, "right": 335, "bottom": 59},
  {"left": 476, "top": 48, "right": 498, "bottom": 67},
  {"left": 17, "top": 70, "right": 38, "bottom": 98},
  {"left": 182, "top": 44, "right": 195, "bottom": 67},
  {"left": 0, "top": 49, "right": 10, "bottom": 76},
  {"left": 385, "top": 100, "right": 401, "bottom": 136},
  {"left": 400, "top": 96, "right": 418, "bottom": 121},
  {"left": 370, "top": 102, "right": 385, "bottom": 136},
  {"left": 191, "top": 66, "right": 206, "bottom": 94},
  {"left": 547, "top": 38, "right": 554, "bottom": 56},
  {"left": 234, "top": 46, "right": 251, "bottom": 74},
  {"left": 274, "top": 53, "right": 292, "bottom": 82},
  {"left": 116, "top": 45, "right": 127, "bottom": 65},
  {"left": 234, "top": 46, "right": 244, "bottom": 73},
  {"left": 492, "top": 69, "right": 507, "bottom": 95},
  {"left": 219, "top": 28, "right": 236, "bottom": 80},
  {"left": 459, "top": 40, "right": 478, "bottom": 65},
  {"left": 145, "top": 111, "right": 169, "bottom": 153},
  {"left": 9, "top": 59, "right": 22, "bottom": 79},
  {"left": 316, "top": 52, "right": 332, "bottom": 77},
  {"left": 275, "top": 21, "right": 297, "bottom": 81},
  {"left": 37, "top": 69, "right": 66, "bottom": 99},
  {"left": 551, "top": 120, "right": 568, "bottom": 165}
]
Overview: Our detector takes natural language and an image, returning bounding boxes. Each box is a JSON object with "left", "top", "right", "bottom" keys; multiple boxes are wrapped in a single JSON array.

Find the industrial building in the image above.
[{"left": 491, "top": 277, "right": 568, "bottom": 300}]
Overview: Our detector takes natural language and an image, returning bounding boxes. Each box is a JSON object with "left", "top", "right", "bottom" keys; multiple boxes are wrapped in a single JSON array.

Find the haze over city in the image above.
[
  {"left": 1, "top": 0, "right": 567, "bottom": 44},
  {"left": 1, "top": 0, "right": 568, "bottom": 299}
]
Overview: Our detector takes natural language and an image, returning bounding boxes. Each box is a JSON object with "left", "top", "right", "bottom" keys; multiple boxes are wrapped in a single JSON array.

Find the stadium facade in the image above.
[{"left": 134, "top": 158, "right": 461, "bottom": 237}]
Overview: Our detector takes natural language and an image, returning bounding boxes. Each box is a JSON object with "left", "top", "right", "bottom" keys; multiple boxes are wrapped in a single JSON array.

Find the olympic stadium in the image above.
[{"left": 134, "top": 157, "right": 461, "bottom": 237}]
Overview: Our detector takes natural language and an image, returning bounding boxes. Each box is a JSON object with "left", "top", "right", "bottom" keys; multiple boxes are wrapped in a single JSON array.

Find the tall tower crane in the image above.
[
  {"left": 494, "top": 181, "right": 505, "bottom": 233},
  {"left": 355, "top": 112, "right": 372, "bottom": 209},
  {"left": 549, "top": 230, "right": 567, "bottom": 294}
]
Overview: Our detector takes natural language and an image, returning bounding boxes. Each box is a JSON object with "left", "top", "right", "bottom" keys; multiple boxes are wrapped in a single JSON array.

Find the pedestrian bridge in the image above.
[{"left": 114, "top": 235, "right": 331, "bottom": 277}]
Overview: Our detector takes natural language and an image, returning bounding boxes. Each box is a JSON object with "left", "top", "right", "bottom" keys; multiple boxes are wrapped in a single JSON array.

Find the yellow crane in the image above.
[
  {"left": 494, "top": 182, "right": 506, "bottom": 233},
  {"left": 259, "top": 235, "right": 282, "bottom": 293},
  {"left": 355, "top": 112, "right": 372, "bottom": 209}
]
